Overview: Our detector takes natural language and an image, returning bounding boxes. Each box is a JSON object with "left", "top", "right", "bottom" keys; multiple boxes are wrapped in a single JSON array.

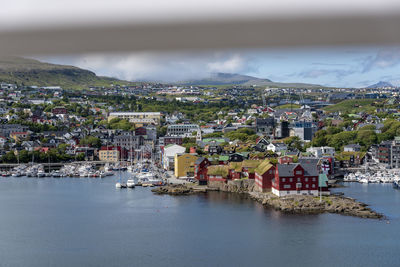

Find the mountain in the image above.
[
  {"left": 0, "top": 57, "right": 133, "bottom": 88},
  {"left": 0, "top": 57, "right": 323, "bottom": 89},
  {"left": 367, "top": 81, "right": 396, "bottom": 89},
  {"left": 178, "top": 72, "right": 323, "bottom": 88}
]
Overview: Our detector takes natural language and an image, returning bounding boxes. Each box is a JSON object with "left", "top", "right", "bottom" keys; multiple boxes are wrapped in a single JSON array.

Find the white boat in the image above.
[
  {"left": 359, "top": 178, "right": 370, "bottom": 184},
  {"left": 126, "top": 179, "right": 136, "bottom": 188},
  {"left": 115, "top": 182, "right": 127, "bottom": 188}
]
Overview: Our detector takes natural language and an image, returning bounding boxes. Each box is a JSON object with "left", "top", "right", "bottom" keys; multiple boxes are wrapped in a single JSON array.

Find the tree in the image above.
[
  {"left": 328, "top": 131, "right": 357, "bottom": 151},
  {"left": 79, "top": 136, "right": 101, "bottom": 148}
]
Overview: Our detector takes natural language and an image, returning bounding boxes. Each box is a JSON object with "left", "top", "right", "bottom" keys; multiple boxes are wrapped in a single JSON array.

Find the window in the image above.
[
  {"left": 283, "top": 184, "right": 291, "bottom": 189},
  {"left": 305, "top": 178, "right": 308, "bottom": 182},
  {"left": 312, "top": 184, "right": 315, "bottom": 188},
  {"left": 282, "top": 178, "right": 286, "bottom": 182},
  {"left": 289, "top": 178, "right": 293, "bottom": 182},
  {"left": 306, "top": 184, "right": 309, "bottom": 188},
  {"left": 297, "top": 178, "right": 301, "bottom": 182},
  {"left": 312, "top": 178, "right": 316, "bottom": 182},
  {"left": 296, "top": 171, "right": 302, "bottom": 175}
]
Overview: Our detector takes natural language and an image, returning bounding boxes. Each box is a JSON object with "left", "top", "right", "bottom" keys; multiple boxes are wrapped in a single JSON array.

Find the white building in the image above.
[
  {"left": 162, "top": 144, "right": 186, "bottom": 171},
  {"left": 343, "top": 144, "right": 361, "bottom": 152},
  {"left": 306, "top": 146, "right": 335, "bottom": 158},
  {"left": 107, "top": 112, "right": 162, "bottom": 126},
  {"left": 167, "top": 124, "right": 200, "bottom": 137},
  {"left": 267, "top": 143, "right": 287, "bottom": 153}
]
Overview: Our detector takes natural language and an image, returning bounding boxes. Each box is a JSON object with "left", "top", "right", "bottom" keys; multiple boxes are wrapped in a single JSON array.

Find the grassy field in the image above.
[
  {"left": 323, "top": 99, "right": 379, "bottom": 114},
  {"left": 275, "top": 104, "right": 302, "bottom": 109}
]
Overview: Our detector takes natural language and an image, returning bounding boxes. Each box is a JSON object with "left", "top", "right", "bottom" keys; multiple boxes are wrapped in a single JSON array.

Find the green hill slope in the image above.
[{"left": 0, "top": 57, "right": 134, "bottom": 88}]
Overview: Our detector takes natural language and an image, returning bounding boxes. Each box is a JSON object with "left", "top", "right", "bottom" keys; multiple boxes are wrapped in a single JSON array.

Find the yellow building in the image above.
[
  {"left": 99, "top": 150, "right": 119, "bottom": 162},
  {"left": 174, "top": 153, "right": 198, "bottom": 178},
  {"left": 10, "top": 131, "right": 29, "bottom": 142},
  {"left": 107, "top": 112, "right": 162, "bottom": 126}
]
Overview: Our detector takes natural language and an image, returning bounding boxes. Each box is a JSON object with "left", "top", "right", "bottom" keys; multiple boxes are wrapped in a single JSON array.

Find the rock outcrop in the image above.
[{"left": 151, "top": 180, "right": 383, "bottom": 219}]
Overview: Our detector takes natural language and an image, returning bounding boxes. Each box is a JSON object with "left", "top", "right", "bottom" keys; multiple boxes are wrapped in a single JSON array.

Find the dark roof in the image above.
[
  {"left": 301, "top": 163, "right": 319, "bottom": 176},
  {"left": 195, "top": 157, "right": 207, "bottom": 165},
  {"left": 277, "top": 164, "right": 298, "bottom": 176},
  {"left": 278, "top": 161, "right": 319, "bottom": 177}
]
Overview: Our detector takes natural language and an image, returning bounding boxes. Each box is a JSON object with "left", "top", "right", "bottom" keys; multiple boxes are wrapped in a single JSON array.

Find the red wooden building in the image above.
[
  {"left": 254, "top": 160, "right": 276, "bottom": 192},
  {"left": 272, "top": 163, "right": 319, "bottom": 197},
  {"left": 194, "top": 157, "right": 211, "bottom": 185}
]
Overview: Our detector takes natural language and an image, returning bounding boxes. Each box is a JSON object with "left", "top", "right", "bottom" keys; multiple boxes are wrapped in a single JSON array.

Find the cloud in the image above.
[
  {"left": 39, "top": 51, "right": 257, "bottom": 82},
  {"left": 362, "top": 48, "right": 400, "bottom": 72},
  {"left": 311, "top": 62, "right": 347, "bottom": 66},
  {"left": 298, "top": 68, "right": 355, "bottom": 79}
]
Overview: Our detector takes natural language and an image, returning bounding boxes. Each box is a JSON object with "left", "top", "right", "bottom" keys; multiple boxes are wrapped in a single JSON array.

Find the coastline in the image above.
[{"left": 152, "top": 180, "right": 383, "bottom": 219}]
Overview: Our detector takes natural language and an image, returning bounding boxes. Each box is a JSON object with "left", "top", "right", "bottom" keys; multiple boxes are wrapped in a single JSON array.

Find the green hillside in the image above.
[
  {"left": 323, "top": 99, "right": 379, "bottom": 114},
  {"left": 0, "top": 57, "right": 135, "bottom": 89}
]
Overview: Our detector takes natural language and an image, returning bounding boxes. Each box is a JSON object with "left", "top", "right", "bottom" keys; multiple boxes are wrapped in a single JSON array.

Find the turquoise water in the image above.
[{"left": 0, "top": 176, "right": 398, "bottom": 267}]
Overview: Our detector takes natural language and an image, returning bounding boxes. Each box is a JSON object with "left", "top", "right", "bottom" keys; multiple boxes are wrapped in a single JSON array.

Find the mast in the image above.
[{"left": 130, "top": 131, "right": 133, "bottom": 167}]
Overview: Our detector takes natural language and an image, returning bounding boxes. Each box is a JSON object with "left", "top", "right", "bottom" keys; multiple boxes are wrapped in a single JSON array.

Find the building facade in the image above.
[
  {"left": 167, "top": 124, "right": 200, "bottom": 136},
  {"left": 107, "top": 112, "right": 162, "bottom": 126},
  {"left": 174, "top": 153, "right": 198, "bottom": 178},
  {"left": 272, "top": 163, "right": 319, "bottom": 197}
]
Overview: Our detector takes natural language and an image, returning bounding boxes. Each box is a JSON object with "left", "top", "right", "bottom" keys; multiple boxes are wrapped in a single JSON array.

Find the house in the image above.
[
  {"left": 267, "top": 143, "right": 287, "bottom": 154},
  {"left": 0, "top": 124, "right": 28, "bottom": 137},
  {"left": 162, "top": 144, "right": 186, "bottom": 170},
  {"left": 272, "top": 162, "right": 320, "bottom": 197},
  {"left": 0, "top": 136, "right": 6, "bottom": 147},
  {"left": 207, "top": 165, "right": 229, "bottom": 182},
  {"left": 10, "top": 131, "right": 30, "bottom": 142},
  {"left": 344, "top": 144, "right": 361, "bottom": 152},
  {"left": 241, "top": 160, "right": 262, "bottom": 179},
  {"left": 254, "top": 160, "right": 276, "bottom": 192},
  {"left": 254, "top": 136, "right": 270, "bottom": 152},
  {"left": 194, "top": 157, "right": 211, "bottom": 185},
  {"left": 52, "top": 106, "right": 68, "bottom": 115},
  {"left": 306, "top": 146, "right": 335, "bottom": 158},
  {"left": 174, "top": 153, "right": 198, "bottom": 178},
  {"left": 229, "top": 153, "right": 246, "bottom": 162},
  {"left": 278, "top": 155, "right": 294, "bottom": 164},
  {"left": 228, "top": 162, "right": 242, "bottom": 180}
]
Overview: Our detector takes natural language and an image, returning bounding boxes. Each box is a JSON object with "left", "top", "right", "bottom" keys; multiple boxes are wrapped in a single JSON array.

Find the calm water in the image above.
[{"left": 0, "top": 175, "right": 399, "bottom": 267}]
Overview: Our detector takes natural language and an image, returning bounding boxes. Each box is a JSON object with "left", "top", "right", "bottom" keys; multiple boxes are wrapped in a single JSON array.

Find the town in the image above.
[{"left": 1, "top": 80, "right": 400, "bottom": 197}]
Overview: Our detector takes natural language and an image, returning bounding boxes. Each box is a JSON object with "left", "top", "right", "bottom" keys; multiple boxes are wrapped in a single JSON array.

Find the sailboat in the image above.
[
  {"left": 127, "top": 132, "right": 135, "bottom": 173},
  {"left": 115, "top": 147, "right": 127, "bottom": 188}
]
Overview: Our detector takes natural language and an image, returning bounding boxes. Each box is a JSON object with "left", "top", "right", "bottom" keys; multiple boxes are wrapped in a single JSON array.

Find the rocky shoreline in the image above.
[{"left": 151, "top": 180, "right": 383, "bottom": 219}]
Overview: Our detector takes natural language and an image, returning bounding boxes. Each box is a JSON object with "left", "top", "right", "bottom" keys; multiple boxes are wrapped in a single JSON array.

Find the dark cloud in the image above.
[{"left": 38, "top": 51, "right": 259, "bottom": 82}]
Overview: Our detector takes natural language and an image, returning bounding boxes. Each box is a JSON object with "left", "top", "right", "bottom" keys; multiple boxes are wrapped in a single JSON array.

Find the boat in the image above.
[
  {"left": 359, "top": 178, "right": 370, "bottom": 184},
  {"left": 126, "top": 179, "right": 136, "bottom": 188},
  {"left": 115, "top": 182, "right": 127, "bottom": 188},
  {"left": 393, "top": 179, "right": 400, "bottom": 189}
]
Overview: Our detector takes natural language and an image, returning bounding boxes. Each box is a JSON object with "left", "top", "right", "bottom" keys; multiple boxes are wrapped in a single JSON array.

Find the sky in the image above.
[{"left": 37, "top": 46, "right": 400, "bottom": 88}]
